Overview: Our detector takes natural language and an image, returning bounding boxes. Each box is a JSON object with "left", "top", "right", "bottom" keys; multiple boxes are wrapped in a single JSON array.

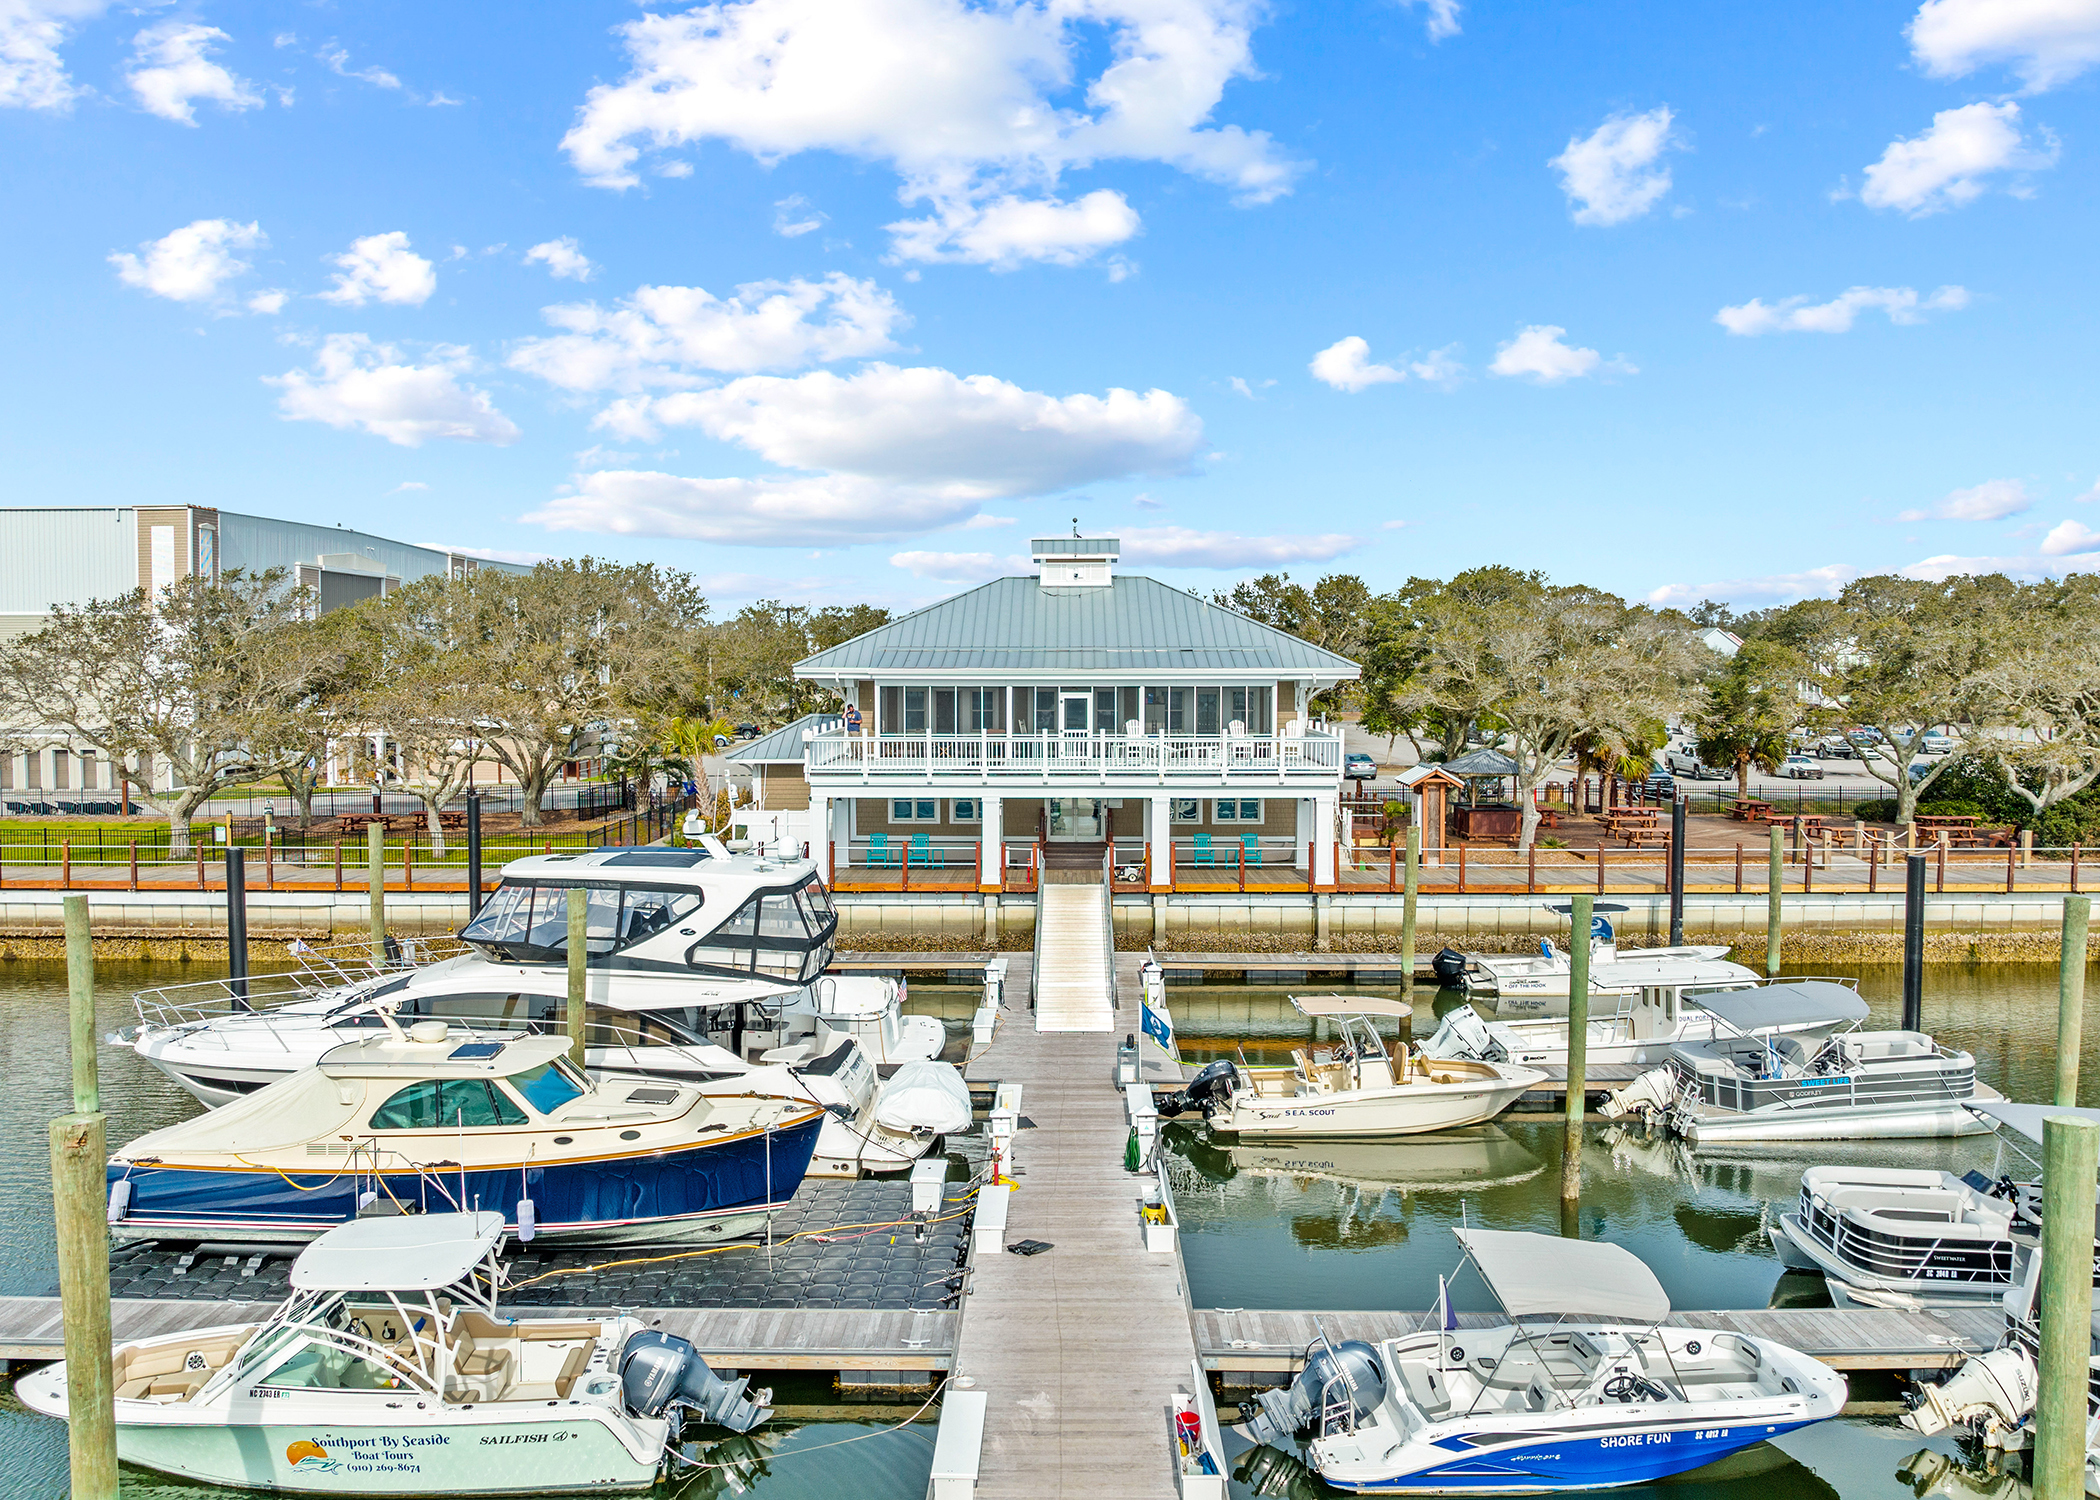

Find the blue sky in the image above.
[{"left": 5, "top": 0, "right": 2099, "bottom": 612}]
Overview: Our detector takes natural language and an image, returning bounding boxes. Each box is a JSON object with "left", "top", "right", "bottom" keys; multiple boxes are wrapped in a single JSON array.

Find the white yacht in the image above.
[
  {"left": 1433, "top": 907, "right": 1761, "bottom": 1017},
  {"left": 17, "top": 1212, "right": 769, "bottom": 1493},
  {"left": 1423, "top": 976, "right": 1866, "bottom": 1086},
  {"left": 118, "top": 846, "right": 945, "bottom": 1107},
  {"left": 1162, "top": 996, "right": 1544, "bottom": 1139},
  {"left": 1602, "top": 981, "right": 1998, "bottom": 1143},
  {"left": 1245, "top": 1228, "right": 1846, "bottom": 1493}
]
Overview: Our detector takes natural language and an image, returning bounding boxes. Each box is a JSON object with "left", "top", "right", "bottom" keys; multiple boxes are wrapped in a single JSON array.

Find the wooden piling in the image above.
[
  {"left": 1766, "top": 825, "right": 1783, "bottom": 977},
  {"left": 367, "top": 822, "right": 386, "bottom": 960},
  {"left": 1561, "top": 893, "right": 1592, "bottom": 1230},
  {"left": 2057, "top": 896, "right": 2091, "bottom": 1108},
  {"left": 567, "top": 887, "right": 588, "bottom": 1067},
  {"left": 50, "top": 1112, "right": 117, "bottom": 1499},
  {"left": 1400, "top": 824, "right": 1419, "bottom": 1002},
  {"left": 2036, "top": 1114, "right": 2100, "bottom": 1500},
  {"left": 64, "top": 894, "right": 96, "bottom": 1115}
]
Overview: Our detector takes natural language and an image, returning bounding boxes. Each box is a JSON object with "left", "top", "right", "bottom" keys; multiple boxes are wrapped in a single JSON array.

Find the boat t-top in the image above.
[
  {"left": 1158, "top": 996, "right": 1544, "bottom": 1139},
  {"left": 17, "top": 1211, "right": 769, "bottom": 1493},
  {"left": 1433, "top": 906, "right": 1761, "bottom": 1017},
  {"left": 1601, "top": 980, "right": 1999, "bottom": 1143},
  {"left": 1244, "top": 1227, "right": 1847, "bottom": 1492}
]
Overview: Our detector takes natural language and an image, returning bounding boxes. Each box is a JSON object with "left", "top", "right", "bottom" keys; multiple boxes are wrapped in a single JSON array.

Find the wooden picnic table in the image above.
[
  {"left": 1916, "top": 814, "right": 1979, "bottom": 828},
  {"left": 1727, "top": 799, "right": 1773, "bottom": 822}
]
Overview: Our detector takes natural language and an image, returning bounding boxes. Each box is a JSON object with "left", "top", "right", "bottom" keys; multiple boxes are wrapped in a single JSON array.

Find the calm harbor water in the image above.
[{"left": 0, "top": 957, "right": 2084, "bottom": 1497}]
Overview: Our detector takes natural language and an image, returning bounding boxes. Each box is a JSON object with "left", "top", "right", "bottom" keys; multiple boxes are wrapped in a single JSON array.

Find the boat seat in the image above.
[
  {"left": 446, "top": 1326, "right": 514, "bottom": 1402},
  {"left": 553, "top": 1344, "right": 593, "bottom": 1398},
  {"left": 117, "top": 1369, "right": 212, "bottom": 1402},
  {"left": 1395, "top": 1359, "right": 1451, "bottom": 1418}
]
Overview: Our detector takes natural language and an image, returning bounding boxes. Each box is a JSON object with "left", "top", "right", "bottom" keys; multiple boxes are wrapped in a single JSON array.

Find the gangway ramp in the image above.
[{"left": 1033, "top": 875, "right": 1113, "bottom": 1033}]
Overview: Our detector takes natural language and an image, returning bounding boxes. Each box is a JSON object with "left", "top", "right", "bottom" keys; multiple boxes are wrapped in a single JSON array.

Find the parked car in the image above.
[
  {"left": 734, "top": 722, "right": 761, "bottom": 740},
  {"left": 1642, "top": 772, "right": 1678, "bottom": 803},
  {"left": 1919, "top": 732, "right": 1956, "bottom": 755},
  {"left": 1908, "top": 759, "right": 1936, "bottom": 784},
  {"left": 1344, "top": 752, "right": 1377, "bottom": 781},
  {"left": 1781, "top": 754, "right": 1825, "bottom": 780},
  {"left": 1813, "top": 737, "right": 1858, "bottom": 760},
  {"left": 1848, "top": 728, "right": 1885, "bottom": 746},
  {"left": 1664, "top": 745, "right": 1723, "bottom": 779}
]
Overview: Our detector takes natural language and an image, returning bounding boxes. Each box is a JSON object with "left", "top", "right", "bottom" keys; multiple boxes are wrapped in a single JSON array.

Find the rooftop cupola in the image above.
[{"left": 1032, "top": 533, "right": 1119, "bottom": 590}]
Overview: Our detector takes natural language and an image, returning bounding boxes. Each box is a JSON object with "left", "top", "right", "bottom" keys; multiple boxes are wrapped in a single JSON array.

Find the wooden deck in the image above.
[
  {"left": 954, "top": 951, "right": 1196, "bottom": 1499},
  {"left": 0, "top": 1295, "right": 959, "bottom": 1371},
  {"left": 1194, "top": 1304, "right": 2006, "bottom": 1375}
]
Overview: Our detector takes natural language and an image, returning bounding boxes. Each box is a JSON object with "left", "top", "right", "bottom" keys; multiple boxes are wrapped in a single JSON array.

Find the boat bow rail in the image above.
[{"left": 128, "top": 938, "right": 467, "bottom": 1034}]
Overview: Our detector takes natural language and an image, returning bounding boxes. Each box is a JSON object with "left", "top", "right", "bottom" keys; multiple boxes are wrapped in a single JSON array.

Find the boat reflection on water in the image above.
[
  {"left": 1171, "top": 1125, "right": 1545, "bottom": 1195},
  {"left": 675, "top": 1431, "right": 776, "bottom": 1497},
  {"left": 1895, "top": 1447, "right": 2029, "bottom": 1500}
]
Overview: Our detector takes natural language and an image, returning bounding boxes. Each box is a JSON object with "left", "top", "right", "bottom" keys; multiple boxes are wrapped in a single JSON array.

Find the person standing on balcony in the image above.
[{"left": 844, "top": 702, "right": 863, "bottom": 735}]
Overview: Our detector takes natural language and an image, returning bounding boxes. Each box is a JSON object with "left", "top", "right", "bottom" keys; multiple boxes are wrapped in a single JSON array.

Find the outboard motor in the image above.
[
  {"left": 1154, "top": 1059, "right": 1236, "bottom": 1118},
  {"left": 1902, "top": 1346, "right": 2036, "bottom": 1447},
  {"left": 1246, "top": 1339, "right": 1387, "bottom": 1448},
  {"left": 619, "top": 1330, "right": 773, "bottom": 1434},
  {"left": 1430, "top": 947, "right": 1469, "bottom": 987},
  {"left": 1424, "top": 1006, "right": 1502, "bottom": 1063}
]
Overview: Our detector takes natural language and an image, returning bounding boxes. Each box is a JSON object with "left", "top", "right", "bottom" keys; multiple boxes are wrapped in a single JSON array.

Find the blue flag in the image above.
[{"left": 1141, "top": 995, "right": 1178, "bottom": 1061}]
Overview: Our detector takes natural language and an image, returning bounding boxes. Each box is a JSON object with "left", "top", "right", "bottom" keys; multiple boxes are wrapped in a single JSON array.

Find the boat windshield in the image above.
[
  {"left": 460, "top": 881, "right": 704, "bottom": 964},
  {"left": 508, "top": 1059, "right": 588, "bottom": 1115}
]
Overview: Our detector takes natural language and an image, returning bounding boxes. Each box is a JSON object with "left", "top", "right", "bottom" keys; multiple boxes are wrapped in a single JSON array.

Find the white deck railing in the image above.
[{"left": 805, "top": 729, "right": 1342, "bottom": 783}]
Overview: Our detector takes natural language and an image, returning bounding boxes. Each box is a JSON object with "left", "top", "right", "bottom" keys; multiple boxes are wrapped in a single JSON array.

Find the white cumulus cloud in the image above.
[
  {"left": 1489, "top": 325, "right": 1624, "bottom": 384},
  {"left": 1121, "top": 526, "right": 1359, "bottom": 568},
  {"left": 1715, "top": 284, "right": 1969, "bottom": 335},
  {"left": 126, "top": 21, "right": 262, "bottom": 124},
  {"left": 559, "top": 0, "right": 1299, "bottom": 267},
  {"left": 320, "top": 231, "right": 437, "bottom": 306},
  {"left": 1551, "top": 106, "right": 1677, "bottom": 226},
  {"left": 773, "top": 195, "right": 826, "bottom": 238},
  {"left": 627, "top": 364, "right": 1203, "bottom": 496},
  {"left": 888, "top": 549, "right": 1024, "bottom": 582},
  {"left": 532, "top": 472, "right": 983, "bottom": 547},
  {"left": 109, "top": 218, "right": 262, "bottom": 303},
  {"left": 509, "top": 273, "right": 905, "bottom": 393},
  {"left": 1308, "top": 336, "right": 1463, "bottom": 392},
  {"left": 1646, "top": 565, "right": 1865, "bottom": 608},
  {"left": 887, "top": 188, "right": 1141, "bottom": 269},
  {"left": 269, "top": 334, "right": 519, "bottom": 448},
  {"left": 1860, "top": 101, "right": 2057, "bottom": 216},
  {"left": 1898, "top": 478, "right": 2031, "bottom": 522},
  {"left": 0, "top": 0, "right": 109, "bottom": 110},
  {"left": 2041, "top": 518, "right": 2100, "bottom": 555},
  {"left": 1909, "top": 0, "right": 2100, "bottom": 92},
  {"left": 524, "top": 237, "right": 595, "bottom": 281}
]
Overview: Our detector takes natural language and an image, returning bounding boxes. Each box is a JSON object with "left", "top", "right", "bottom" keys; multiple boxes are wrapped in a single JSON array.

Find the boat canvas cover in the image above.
[
  {"left": 1966, "top": 1100, "right": 2100, "bottom": 1143},
  {"left": 1454, "top": 1228, "right": 1671, "bottom": 1322},
  {"left": 873, "top": 1062, "right": 973, "bottom": 1136},
  {"left": 290, "top": 1211, "right": 505, "bottom": 1291},
  {"left": 115, "top": 1066, "right": 363, "bottom": 1156},
  {"left": 1290, "top": 994, "right": 1415, "bottom": 1020},
  {"left": 1693, "top": 981, "right": 1868, "bottom": 1034}
]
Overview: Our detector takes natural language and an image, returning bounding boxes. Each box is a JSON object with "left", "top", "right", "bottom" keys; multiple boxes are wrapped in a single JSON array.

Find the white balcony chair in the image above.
[{"left": 1282, "top": 717, "right": 1306, "bottom": 766}]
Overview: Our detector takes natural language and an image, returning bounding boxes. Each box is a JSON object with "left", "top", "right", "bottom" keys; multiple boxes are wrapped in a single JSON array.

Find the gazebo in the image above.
[
  {"left": 1393, "top": 763, "right": 1465, "bottom": 866},
  {"left": 1438, "top": 748, "right": 1523, "bottom": 843}
]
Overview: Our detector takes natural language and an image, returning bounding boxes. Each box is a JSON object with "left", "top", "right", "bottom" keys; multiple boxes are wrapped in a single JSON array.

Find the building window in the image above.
[
  {"left": 1214, "top": 798, "right": 1262, "bottom": 822},
  {"left": 951, "top": 798, "right": 980, "bottom": 822},
  {"left": 1170, "top": 798, "right": 1202, "bottom": 823},
  {"left": 891, "top": 798, "right": 939, "bottom": 822}
]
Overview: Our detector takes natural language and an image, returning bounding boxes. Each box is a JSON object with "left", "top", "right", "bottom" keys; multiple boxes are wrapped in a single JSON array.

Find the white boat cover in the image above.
[
  {"left": 1694, "top": 981, "right": 1869, "bottom": 1033},
  {"left": 1454, "top": 1228, "right": 1671, "bottom": 1323},
  {"left": 1291, "top": 994, "right": 1415, "bottom": 1020},
  {"left": 290, "top": 1211, "right": 505, "bottom": 1292},
  {"left": 873, "top": 1061, "right": 973, "bottom": 1135},
  {"left": 1966, "top": 1100, "right": 2100, "bottom": 1143}
]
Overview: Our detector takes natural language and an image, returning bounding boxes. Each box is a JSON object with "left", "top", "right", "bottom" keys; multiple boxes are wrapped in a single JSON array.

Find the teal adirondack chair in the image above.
[
  {"left": 1192, "top": 831, "right": 1216, "bottom": 869},
  {"left": 908, "top": 832, "right": 944, "bottom": 868},
  {"left": 1240, "top": 836, "right": 1263, "bottom": 869},
  {"left": 866, "top": 832, "right": 900, "bottom": 868}
]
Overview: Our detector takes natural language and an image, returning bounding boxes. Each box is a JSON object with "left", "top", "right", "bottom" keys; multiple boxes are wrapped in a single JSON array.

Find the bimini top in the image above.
[
  {"left": 1289, "top": 994, "right": 1414, "bottom": 1021},
  {"left": 1966, "top": 1100, "right": 2100, "bottom": 1143},
  {"left": 1694, "top": 980, "right": 1869, "bottom": 1034},
  {"left": 1454, "top": 1227, "right": 1671, "bottom": 1323},
  {"left": 290, "top": 1211, "right": 504, "bottom": 1292}
]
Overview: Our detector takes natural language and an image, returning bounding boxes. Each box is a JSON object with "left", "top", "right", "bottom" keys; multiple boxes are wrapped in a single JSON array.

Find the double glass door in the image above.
[{"left": 1048, "top": 798, "right": 1104, "bottom": 840}]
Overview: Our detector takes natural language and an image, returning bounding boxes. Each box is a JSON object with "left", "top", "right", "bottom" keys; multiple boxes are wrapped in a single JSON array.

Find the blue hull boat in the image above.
[{"left": 107, "top": 1030, "right": 828, "bottom": 1245}]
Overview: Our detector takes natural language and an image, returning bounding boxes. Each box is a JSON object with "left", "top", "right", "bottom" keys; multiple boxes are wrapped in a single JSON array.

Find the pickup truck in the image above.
[{"left": 1664, "top": 745, "right": 1723, "bottom": 779}]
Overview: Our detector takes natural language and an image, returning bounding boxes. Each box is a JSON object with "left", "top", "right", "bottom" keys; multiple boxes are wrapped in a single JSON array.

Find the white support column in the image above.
[
  {"left": 811, "top": 792, "right": 833, "bottom": 880},
  {"left": 1149, "top": 793, "right": 1173, "bottom": 890},
  {"left": 1294, "top": 798, "right": 1312, "bottom": 868},
  {"left": 1313, "top": 792, "right": 1339, "bottom": 887},
  {"left": 980, "top": 795, "right": 1003, "bottom": 890}
]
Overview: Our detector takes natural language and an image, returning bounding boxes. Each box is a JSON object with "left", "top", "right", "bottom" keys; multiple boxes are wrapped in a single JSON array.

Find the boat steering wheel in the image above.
[{"left": 1603, "top": 1374, "right": 1665, "bottom": 1404}]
